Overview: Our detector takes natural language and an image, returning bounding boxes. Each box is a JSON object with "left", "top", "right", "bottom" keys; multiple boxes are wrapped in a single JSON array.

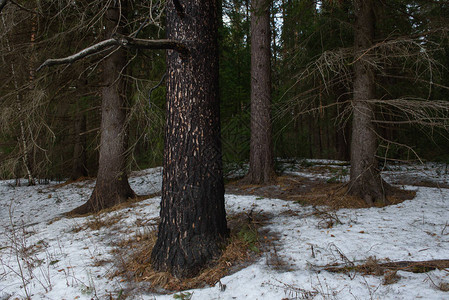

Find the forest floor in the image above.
[{"left": 0, "top": 160, "right": 449, "bottom": 299}]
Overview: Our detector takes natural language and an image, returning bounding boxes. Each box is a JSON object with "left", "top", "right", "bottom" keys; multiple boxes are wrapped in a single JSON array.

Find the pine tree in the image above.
[{"left": 151, "top": 0, "right": 229, "bottom": 278}]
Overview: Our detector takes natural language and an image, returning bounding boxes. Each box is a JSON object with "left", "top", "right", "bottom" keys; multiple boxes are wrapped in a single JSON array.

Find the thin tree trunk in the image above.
[
  {"left": 315, "top": 114, "right": 323, "bottom": 158},
  {"left": 27, "top": 12, "right": 37, "bottom": 184},
  {"left": 336, "top": 86, "right": 351, "bottom": 161},
  {"left": 271, "top": 1, "right": 278, "bottom": 88},
  {"left": 308, "top": 115, "right": 313, "bottom": 158},
  {"left": 336, "top": 120, "right": 350, "bottom": 161},
  {"left": 348, "top": 0, "right": 387, "bottom": 205},
  {"left": 70, "top": 1, "right": 135, "bottom": 214},
  {"left": 71, "top": 114, "right": 88, "bottom": 180},
  {"left": 151, "top": 0, "right": 228, "bottom": 278},
  {"left": 1, "top": 15, "right": 34, "bottom": 185},
  {"left": 245, "top": 0, "right": 275, "bottom": 184}
]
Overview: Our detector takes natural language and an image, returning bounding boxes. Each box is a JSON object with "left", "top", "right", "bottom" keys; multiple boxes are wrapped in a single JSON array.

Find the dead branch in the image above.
[
  {"left": 323, "top": 259, "right": 449, "bottom": 274},
  {"left": 37, "top": 33, "right": 187, "bottom": 71},
  {"left": 36, "top": 39, "right": 117, "bottom": 71}
]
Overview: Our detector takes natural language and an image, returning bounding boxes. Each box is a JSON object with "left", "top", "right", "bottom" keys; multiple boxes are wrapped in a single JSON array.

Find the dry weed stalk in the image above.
[
  {"left": 1, "top": 203, "right": 56, "bottom": 298},
  {"left": 263, "top": 279, "right": 318, "bottom": 300},
  {"left": 313, "top": 206, "right": 343, "bottom": 229}
]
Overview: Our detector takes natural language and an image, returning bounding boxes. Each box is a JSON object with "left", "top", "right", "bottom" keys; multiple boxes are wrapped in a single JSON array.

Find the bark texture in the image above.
[
  {"left": 151, "top": 0, "right": 228, "bottom": 278},
  {"left": 246, "top": 0, "right": 275, "bottom": 184},
  {"left": 70, "top": 1, "right": 135, "bottom": 214},
  {"left": 348, "top": 0, "right": 386, "bottom": 205}
]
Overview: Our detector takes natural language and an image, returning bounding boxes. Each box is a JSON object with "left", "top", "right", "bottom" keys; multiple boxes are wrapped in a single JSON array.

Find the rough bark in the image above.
[
  {"left": 245, "top": 0, "right": 276, "bottom": 184},
  {"left": 70, "top": 1, "right": 135, "bottom": 215},
  {"left": 151, "top": 0, "right": 228, "bottom": 278},
  {"left": 348, "top": 0, "right": 387, "bottom": 205}
]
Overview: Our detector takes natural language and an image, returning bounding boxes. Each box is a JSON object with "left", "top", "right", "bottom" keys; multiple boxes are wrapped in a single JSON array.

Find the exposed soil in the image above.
[{"left": 226, "top": 175, "right": 323, "bottom": 200}]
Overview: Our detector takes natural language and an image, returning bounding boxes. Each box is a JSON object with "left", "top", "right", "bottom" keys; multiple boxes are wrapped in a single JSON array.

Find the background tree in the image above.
[
  {"left": 275, "top": 0, "right": 449, "bottom": 201},
  {"left": 1, "top": 0, "right": 169, "bottom": 184},
  {"left": 70, "top": 0, "right": 136, "bottom": 214},
  {"left": 347, "top": 0, "right": 385, "bottom": 205},
  {"left": 151, "top": 0, "right": 229, "bottom": 278},
  {"left": 245, "top": 0, "right": 276, "bottom": 183},
  {"left": 34, "top": 1, "right": 175, "bottom": 213}
]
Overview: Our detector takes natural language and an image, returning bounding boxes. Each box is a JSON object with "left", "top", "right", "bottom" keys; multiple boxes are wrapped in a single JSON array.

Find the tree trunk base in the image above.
[
  {"left": 242, "top": 168, "right": 277, "bottom": 185},
  {"left": 347, "top": 178, "right": 392, "bottom": 206},
  {"left": 151, "top": 234, "right": 226, "bottom": 278},
  {"left": 67, "top": 183, "right": 135, "bottom": 216}
]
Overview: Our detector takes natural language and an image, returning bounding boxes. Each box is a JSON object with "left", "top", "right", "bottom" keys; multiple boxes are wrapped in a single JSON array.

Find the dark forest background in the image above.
[{"left": 1, "top": 0, "right": 448, "bottom": 181}]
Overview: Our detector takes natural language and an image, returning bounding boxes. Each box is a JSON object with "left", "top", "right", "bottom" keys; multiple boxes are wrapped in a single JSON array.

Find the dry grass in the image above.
[
  {"left": 52, "top": 176, "right": 95, "bottom": 189},
  {"left": 67, "top": 193, "right": 157, "bottom": 219},
  {"left": 265, "top": 241, "right": 293, "bottom": 272},
  {"left": 101, "top": 194, "right": 159, "bottom": 213},
  {"left": 84, "top": 214, "right": 123, "bottom": 231},
  {"left": 289, "top": 183, "right": 416, "bottom": 209},
  {"left": 227, "top": 174, "right": 416, "bottom": 209},
  {"left": 383, "top": 269, "right": 401, "bottom": 285},
  {"left": 324, "top": 257, "right": 449, "bottom": 287},
  {"left": 69, "top": 211, "right": 127, "bottom": 233},
  {"left": 359, "top": 256, "right": 385, "bottom": 276},
  {"left": 226, "top": 175, "right": 322, "bottom": 200},
  {"left": 109, "top": 212, "right": 271, "bottom": 293}
]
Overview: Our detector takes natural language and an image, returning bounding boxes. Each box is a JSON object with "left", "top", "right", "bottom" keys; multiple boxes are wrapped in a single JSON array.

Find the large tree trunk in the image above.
[
  {"left": 151, "top": 0, "right": 229, "bottom": 278},
  {"left": 245, "top": 0, "right": 275, "bottom": 184},
  {"left": 70, "top": 1, "right": 135, "bottom": 214},
  {"left": 348, "top": 0, "right": 386, "bottom": 205}
]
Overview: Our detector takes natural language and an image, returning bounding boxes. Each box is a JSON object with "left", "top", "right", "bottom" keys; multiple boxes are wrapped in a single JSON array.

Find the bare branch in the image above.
[
  {"left": 37, "top": 33, "right": 188, "bottom": 71},
  {"left": 148, "top": 73, "right": 166, "bottom": 108},
  {"left": 37, "top": 38, "right": 118, "bottom": 71}
]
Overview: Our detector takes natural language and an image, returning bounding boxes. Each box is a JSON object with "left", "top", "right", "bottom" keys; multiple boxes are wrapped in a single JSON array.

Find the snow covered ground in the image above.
[{"left": 0, "top": 161, "right": 448, "bottom": 299}]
